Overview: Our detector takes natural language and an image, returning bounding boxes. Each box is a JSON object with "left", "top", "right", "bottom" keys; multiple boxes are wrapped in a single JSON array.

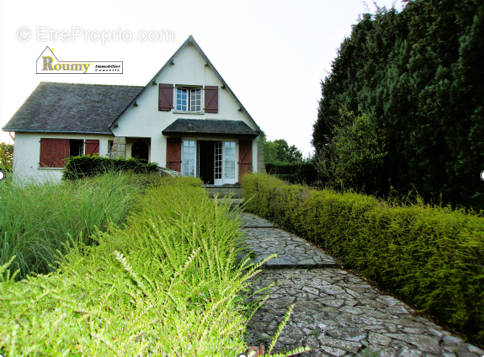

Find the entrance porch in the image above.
[{"left": 162, "top": 118, "right": 260, "bottom": 185}]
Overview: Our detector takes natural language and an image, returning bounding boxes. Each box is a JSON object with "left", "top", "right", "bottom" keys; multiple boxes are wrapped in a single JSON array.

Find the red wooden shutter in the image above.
[
  {"left": 238, "top": 140, "right": 252, "bottom": 181},
  {"left": 39, "top": 138, "right": 69, "bottom": 168},
  {"left": 166, "top": 138, "right": 181, "bottom": 171},
  {"left": 159, "top": 84, "right": 173, "bottom": 111},
  {"left": 204, "top": 86, "right": 218, "bottom": 113},
  {"left": 85, "top": 140, "right": 99, "bottom": 155}
]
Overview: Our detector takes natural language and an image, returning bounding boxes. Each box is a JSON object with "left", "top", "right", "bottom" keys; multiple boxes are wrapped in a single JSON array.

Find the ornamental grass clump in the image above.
[
  {"left": 0, "top": 177, "right": 263, "bottom": 355},
  {"left": 0, "top": 172, "right": 152, "bottom": 279}
]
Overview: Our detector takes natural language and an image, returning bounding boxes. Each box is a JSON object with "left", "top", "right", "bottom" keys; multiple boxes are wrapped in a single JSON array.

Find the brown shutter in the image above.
[
  {"left": 85, "top": 140, "right": 99, "bottom": 155},
  {"left": 158, "top": 84, "right": 173, "bottom": 111},
  {"left": 204, "top": 86, "right": 218, "bottom": 113},
  {"left": 39, "top": 138, "right": 69, "bottom": 168},
  {"left": 238, "top": 140, "right": 252, "bottom": 181},
  {"left": 166, "top": 138, "right": 181, "bottom": 171}
]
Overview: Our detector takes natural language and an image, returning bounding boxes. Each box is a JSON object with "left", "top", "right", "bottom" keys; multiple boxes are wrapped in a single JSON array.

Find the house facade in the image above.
[{"left": 3, "top": 36, "right": 265, "bottom": 184}]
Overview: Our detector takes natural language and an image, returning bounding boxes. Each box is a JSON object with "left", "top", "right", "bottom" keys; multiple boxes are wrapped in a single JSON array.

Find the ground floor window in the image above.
[
  {"left": 69, "top": 140, "right": 84, "bottom": 157},
  {"left": 39, "top": 138, "right": 99, "bottom": 168}
]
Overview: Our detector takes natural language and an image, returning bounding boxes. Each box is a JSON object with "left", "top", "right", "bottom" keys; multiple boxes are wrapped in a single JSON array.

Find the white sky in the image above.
[{"left": 0, "top": 0, "right": 402, "bottom": 156}]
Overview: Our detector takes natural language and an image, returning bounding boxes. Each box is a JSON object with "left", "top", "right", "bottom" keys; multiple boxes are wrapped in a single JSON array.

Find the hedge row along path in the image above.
[{"left": 240, "top": 213, "right": 483, "bottom": 357}]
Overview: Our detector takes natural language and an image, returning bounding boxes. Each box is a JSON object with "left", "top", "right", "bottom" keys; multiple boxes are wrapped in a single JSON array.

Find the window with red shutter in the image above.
[
  {"left": 204, "top": 86, "right": 218, "bottom": 113},
  {"left": 159, "top": 83, "right": 173, "bottom": 111},
  {"left": 166, "top": 138, "right": 182, "bottom": 171},
  {"left": 85, "top": 140, "right": 99, "bottom": 155},
  {"left": 39, "top": 138, "right": 70, "bottom": 168},
  {"left": 238, "top": 140, "right": 252, "bottom": 181}
]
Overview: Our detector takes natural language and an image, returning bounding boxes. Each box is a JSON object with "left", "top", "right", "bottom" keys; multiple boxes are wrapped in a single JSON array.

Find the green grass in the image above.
[
  {"left": 0, "top": 177, "right": 265, "bottom": 356},
  {"left": 0, "top": 172, "right": 155, "bottom": 279}
]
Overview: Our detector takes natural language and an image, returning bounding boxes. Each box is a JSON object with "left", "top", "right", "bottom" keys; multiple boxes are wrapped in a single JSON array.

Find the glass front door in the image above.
[
  {"left": 214, "top": 142, "right": 223, "bottom": 185},
  {"left": 214, "top": 141, "right": 236, "bottom": 185},
  {"left": 222, "top": 141, "right": 236, "bottom": 184},
  {"left": 182, "top": 139, "right": 236, "bottom": 185},
  {"left": 181, "top": 140, "right": 196, "bottom": 177}
]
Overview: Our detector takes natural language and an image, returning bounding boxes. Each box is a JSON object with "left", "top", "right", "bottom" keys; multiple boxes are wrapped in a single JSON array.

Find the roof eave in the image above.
[
  {"left": 2, "top": 128, "right": 113, "bottom": 135},
  {"left": 162, "top": 130, "right": 258, "bottom": 138}
]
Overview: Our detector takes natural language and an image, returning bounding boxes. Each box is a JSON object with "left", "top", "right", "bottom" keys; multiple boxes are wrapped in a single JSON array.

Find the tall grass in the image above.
[
  {"left": 0, "top": 177, "right": 263, "bottom": 355},
  {"left": 0, "top": 173, "right": 149, "bottom": 279}
]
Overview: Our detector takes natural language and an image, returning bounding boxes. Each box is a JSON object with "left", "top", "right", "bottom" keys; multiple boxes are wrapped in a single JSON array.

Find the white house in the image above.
[{"left": 3, "top": 36, "right": 265, "bottom": 184}]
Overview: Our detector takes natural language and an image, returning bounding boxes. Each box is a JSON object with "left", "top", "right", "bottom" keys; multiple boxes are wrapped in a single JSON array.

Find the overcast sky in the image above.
[{"left": 0, "top": 0, "right": 402, "bottom": 156}]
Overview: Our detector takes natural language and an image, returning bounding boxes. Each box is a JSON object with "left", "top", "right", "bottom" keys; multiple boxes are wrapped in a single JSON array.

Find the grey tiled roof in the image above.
[
  {"left": 3, "top": 82, "right": 143, "bottom": 134},
  {"left": 162, "top": 119, "right": 258, "bottom": 137}
]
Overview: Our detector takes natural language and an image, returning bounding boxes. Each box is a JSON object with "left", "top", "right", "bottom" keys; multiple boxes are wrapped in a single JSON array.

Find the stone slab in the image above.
[
  {"left": 245, "top": 269, "right": 482, "bottom": 356},
  {"left": 241, "top": 227, "right": 337, "bottom": 268},
  {"left": 240, "top": 213, "right": 275, "bottom": 228}
]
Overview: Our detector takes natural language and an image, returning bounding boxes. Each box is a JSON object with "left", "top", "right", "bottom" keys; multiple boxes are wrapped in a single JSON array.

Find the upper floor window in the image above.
[{"left": 176, "top": 87, "right": 201, "bottom": 112}]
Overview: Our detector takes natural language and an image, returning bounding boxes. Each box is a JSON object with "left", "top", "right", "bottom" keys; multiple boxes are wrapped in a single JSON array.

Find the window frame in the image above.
[{"left": 175, "top": 85, "right": 203, "bottom": 113}]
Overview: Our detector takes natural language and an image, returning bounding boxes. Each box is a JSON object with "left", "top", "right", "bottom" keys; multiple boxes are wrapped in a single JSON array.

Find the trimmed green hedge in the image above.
[
  {"left": 265, "top": 162, "right": 318, "bottom": 185},
  {"left": 63, "top": 155, "right": 160, "bottom": 180},
  {"left": 242, "top": 173, "right": 484, "bottom": 344}
]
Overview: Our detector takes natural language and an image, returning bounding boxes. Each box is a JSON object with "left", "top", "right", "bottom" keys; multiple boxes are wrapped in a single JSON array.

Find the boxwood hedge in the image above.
[
  {"left": 265, "top": 162, "right": 318, "bottom": 185},
  {"left": 241, "top": 173, "right": 484, "bottom": 344},
  {"left": 63, "top": 155, "right": 160, "bottom": 180}
]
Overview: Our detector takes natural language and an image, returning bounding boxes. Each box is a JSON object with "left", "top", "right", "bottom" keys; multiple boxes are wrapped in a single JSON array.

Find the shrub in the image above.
[
  {"left": 0, "top": 177, "right": 257, "bottom": 355},
  {"left": 0, "top": 172, "right": 150, "bottom": 279},
  {"left": 265, "top": 162, "right": 318, "bottom": 185},
  {"left": 0, "top": 143, "right": 13, "bottom": 172},
  {"left": 63, "top": 155, "right": 160, "bottom": 180},
  {"left": 242, "top": 173, "right": 484, "bottom": 344}
]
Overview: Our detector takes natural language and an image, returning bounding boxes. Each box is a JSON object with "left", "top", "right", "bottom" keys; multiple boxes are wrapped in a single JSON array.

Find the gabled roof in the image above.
[
  {"left": 162, "top": 119, "right": 258, "bottom": 137},
  {"left": 3, "top": 36, "right": 263, "bottom": 136},
  {"left": 110, "top": 35, "right": 263, "bottom": 135},
  {"left": 3, "top": 82, "right": 142, "bottom": 134}
]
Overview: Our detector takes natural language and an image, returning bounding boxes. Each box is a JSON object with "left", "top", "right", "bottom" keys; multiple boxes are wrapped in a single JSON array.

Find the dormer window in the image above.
[{"left": 176, "top": 87, "right": 202, "bottom": 112}]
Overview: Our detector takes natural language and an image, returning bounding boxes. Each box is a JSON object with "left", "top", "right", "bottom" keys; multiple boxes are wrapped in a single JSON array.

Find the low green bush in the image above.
[
  {"left": 242, "top": 173, "right": 484, "bottom": 344},
  {"left": 0, "top": 172, "right": 152, "bottom": 279},
  {"left": 63, "top": 155, "right": 160, "bottom": 180},
  {"left": 265, "top": 162, "right": 318, "bottom": 185},
  {"left": 0, "top": 177, "right": 260, "bottom": 355}
]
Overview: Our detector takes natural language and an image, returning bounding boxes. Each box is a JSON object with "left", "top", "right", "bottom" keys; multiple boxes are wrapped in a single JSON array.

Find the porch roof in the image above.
[{"left": 162, "top": 119, "right": 259, "bottom": 137}]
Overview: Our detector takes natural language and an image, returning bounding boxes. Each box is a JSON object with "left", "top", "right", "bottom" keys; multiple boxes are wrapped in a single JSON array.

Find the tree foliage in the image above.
[
  {"left": 322, "top": 111, "right": 387, "bottom": 192},
  {"left": 262, "top": 137, "right": 303, "bottom": 164},
  {"left": 313, "top": 0, "right": 484, "bottom": 209},
  {"left": 0, "top": 143, "right": 13, "bottom": 171}
]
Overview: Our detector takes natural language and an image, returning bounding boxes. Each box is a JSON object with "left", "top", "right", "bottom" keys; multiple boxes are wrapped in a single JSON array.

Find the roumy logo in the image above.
[{"left": 36, "top": 47, "right": 123, "bottom": 74}]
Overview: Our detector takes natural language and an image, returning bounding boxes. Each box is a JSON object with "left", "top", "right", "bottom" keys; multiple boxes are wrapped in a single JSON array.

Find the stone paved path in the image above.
[{"left": 240, "top": 213, "right": 484, "bottom": 357}]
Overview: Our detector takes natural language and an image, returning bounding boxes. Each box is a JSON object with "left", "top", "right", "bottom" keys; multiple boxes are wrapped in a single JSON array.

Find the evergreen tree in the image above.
[{"left": 313, "top": 0, "right": 484, "bottom": 209}]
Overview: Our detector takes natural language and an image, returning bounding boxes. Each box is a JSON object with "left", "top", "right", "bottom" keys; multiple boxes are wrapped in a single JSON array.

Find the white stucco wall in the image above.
[
  {"left": 112, "top": 42, "right": 259, "bottom": 170},
  {"left": 12, "top": 133, "right": 112, "bottom": 182}
]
